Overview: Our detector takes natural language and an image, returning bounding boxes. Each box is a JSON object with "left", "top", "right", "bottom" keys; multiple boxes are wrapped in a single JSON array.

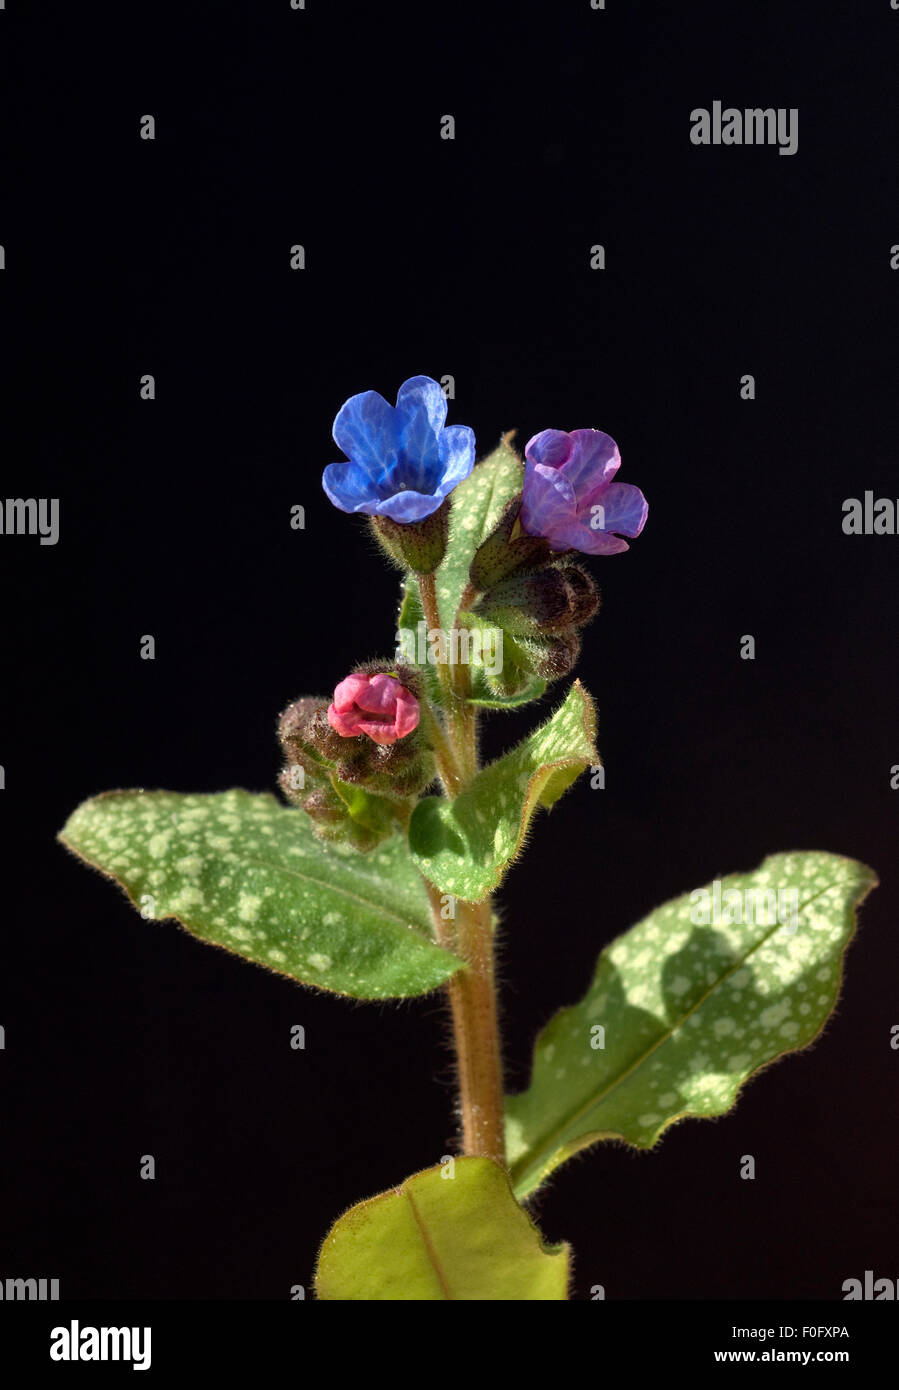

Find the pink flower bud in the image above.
[{"left": 327, "top": 672, "right": 420, "bottom": 746}]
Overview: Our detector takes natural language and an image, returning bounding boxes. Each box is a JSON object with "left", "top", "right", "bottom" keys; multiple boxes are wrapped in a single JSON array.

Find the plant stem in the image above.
[
  {"left": 419, "top": 572, "right": 505, "bottom": 1164},
  {"left": 422, "top": 772, "right": 505, "bottom": 1166},
  {"left": 418, "top": 701, "right": 463, "bottom": 798},
  {"left": 449, "top": 897, "right": 506, "bottom": 1165},
  {"left": 418, "top": 571, "right": 455, "bottom": 711},
  {"left": 451, "top": 582, "right": 480, "bottom": 782}
]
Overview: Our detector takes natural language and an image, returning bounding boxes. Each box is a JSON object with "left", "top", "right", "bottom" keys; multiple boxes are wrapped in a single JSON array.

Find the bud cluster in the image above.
[
  {"left": 465, "top": 497, "right": 600, "bottom": 696},
  {"left": 277, "top": 666, "right": 434, "bottom": 851}
]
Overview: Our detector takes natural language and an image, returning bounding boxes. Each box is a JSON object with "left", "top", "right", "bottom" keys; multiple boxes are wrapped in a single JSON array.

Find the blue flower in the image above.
[{"left": 322, "top": 376, "right": 476, "bottom": 523}]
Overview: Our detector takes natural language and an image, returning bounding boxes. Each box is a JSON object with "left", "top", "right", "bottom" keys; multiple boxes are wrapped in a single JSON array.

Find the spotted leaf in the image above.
[
  {"left": 409, "top": 681, "right": 598, "bottom": 901},
  {"left": 59, "top": 789, "right": 463, "bottom": 1000},
  {"left": 506, "top": 852, "right": 878, "bottom": 1199}
]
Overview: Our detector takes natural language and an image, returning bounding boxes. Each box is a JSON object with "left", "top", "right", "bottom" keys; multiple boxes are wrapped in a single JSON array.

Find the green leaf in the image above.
[
  {"left": 409, "top": 681, "right": 598, "bottom": 901},
  {"left": 434, "top": 435, "right": 524, "bottom": 629},
  {"left": 467, "top": 674, "right": 547, "bottom": 709},
  {"left": 314, "top": 1157, "right": 569, "bottom": 1300},
  {"left": 330, "top": 777, "right": 398, "bottom": 835},
  {"left": 59, "top": 789, "right": 464, "bottom": 1000},
  {"left": 506, "top": 852, "right": 878, "bottom": 1199}
]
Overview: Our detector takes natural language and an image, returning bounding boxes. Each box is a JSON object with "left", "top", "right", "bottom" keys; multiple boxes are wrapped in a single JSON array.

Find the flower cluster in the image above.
[{"left": 283, "top": 375, "right": 648, "bottom": 846}]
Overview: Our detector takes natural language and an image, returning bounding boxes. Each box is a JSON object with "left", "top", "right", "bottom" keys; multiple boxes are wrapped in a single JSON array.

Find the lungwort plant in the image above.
[{"left": 60, "top": 376, "right": 878, "bottom": 1300}]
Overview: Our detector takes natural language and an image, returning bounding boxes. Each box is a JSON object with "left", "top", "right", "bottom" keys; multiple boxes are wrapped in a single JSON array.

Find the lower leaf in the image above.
[{"left": 314, "top": 1157, "right": 569, "bottom": 1300}]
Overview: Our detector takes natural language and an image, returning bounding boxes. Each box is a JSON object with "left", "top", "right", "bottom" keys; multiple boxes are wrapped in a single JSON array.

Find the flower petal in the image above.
[
  {"left": 545, "top": 517, "right": 632, "bottom": 555},
  {"left": 524, "top": 429, "right": 574, "bottom": 469},
  {"left": 358, "top": 719, "right": 401, "bottom": 746},
  {"left": 435, "top": 424, "right": 476, "bottom": 496},
  {"left": 560, "top": 429, "right": 621, "bottom": 503},
  {"left": 327, "top": 702, "right": 363, "bottom": 737},
  {"left": 376, "top": 489, "right": 445, "bottom": 523},
  {"left": 520, "top": 461, "right": 577, "bottom": 541},
  {"left": 394, "top": 689, "right": 421, "bottom": 739},
  {"left": 322, "top": 461, "right": 383, "bottom": 515},
  {"left": 332, "top": 389, "right": 400, "bottom": 477},
  {"left": 393, "top": 377, "right": 447, "bottom": 491},
  {"left": 583, "top": 481, "right": 648, "bottom": 538},
  {"left": 332, "top": 673, "right": 372, "bottom": 711},
  {"left": 357, "top": 673, "right": 401, "bottom": 716}
]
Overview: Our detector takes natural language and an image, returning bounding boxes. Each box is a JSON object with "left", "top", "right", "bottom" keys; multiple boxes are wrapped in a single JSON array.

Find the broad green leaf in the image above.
[
  {"left": 434, "top": 436, "right": 524, "bottom": 629},
  {"left": 506, "top": 852, "right": 878, "bottom": 1199},
  {"left": 409, "top": 681, "right": 598, "bottom": 901},
  {"left": 314, "top": 1157, "right": 569, "bottom": 1300},
  {"left": 59, "top": 789, "right": 463, "bottom": 1000}
]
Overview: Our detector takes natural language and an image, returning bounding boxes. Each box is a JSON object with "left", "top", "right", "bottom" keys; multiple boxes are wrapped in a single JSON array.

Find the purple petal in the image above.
[
  {"left": 520, "top": 461, "right": 577, "bottom": 540},
  {"left": 546, "top": 516, "right": 632, "bottom": 555},
  {"left": 560, "top": 429, "right": 621, "bottom": 504},
  {"left": 582, "top": 481, "right": 648, "bottom": 538},
  {"left": 524, "top": 429, "right": 574, "bottom": 469}
]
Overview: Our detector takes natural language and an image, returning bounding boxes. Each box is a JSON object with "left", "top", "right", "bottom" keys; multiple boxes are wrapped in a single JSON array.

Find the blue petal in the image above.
[
  {"left": 376, "top": 489, "right": 444, "bottom": 523},
  {"left": 395, "top": 377, "right": 447, "bottom": 492},
  {"left": 322, "top": 461, "right": 382, "bottom": 514},
  {"left": 435, "top": 425, "right": 476, "bottom": 497},
  {"left": 332, "top": 389, "right": 400, "bottom": 477},
  {"left": 395, "top": 376, "right": 448, "bottom": 434}
]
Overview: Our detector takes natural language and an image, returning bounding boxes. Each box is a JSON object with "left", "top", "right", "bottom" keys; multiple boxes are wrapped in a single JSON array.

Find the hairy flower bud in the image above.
[
  {"left": 276, "top": 668, "right": 434, "bottom": 852},
  {"left": 476, "top": 565, "right": 599, "bottom": 636},
  {"left": 468, "top": 495, "right": 553, "bottom": 593}
]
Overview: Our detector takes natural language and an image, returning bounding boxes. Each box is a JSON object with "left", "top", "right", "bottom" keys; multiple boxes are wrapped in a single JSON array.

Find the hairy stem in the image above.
[
  {"left": 418, "top": 572, "right": 504, "bottom": 1162},
  {"left": 450, "top": 581, "right": 480, "bottom": 782},
  {"left": 418, "top": 701, "right": 463, "bottom": 798},
  {"left": 418, "top": 571, "right": 455, "bottom": 712},
  {"left": 450, "top": 897, "right": 506, "bottom": 1165}
]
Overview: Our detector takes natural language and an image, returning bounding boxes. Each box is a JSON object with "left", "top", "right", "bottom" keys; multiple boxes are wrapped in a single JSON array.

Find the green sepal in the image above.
[{"left": 370, "top": 497, "right": 449, "bottom": 575}]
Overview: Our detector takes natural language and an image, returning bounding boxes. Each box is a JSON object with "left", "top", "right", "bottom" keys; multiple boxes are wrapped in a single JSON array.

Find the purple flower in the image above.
[
  {"left": 520, "top": 428, "right": 648, "bottom": 555},
  {"left": 322, "top": 376, "right": 476, "bottom": 524}
]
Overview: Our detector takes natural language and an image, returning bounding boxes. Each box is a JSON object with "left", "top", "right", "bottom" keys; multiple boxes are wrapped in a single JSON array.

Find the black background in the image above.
[{"left": 2, "top": 0, "right": 897, "bottom": 1301}]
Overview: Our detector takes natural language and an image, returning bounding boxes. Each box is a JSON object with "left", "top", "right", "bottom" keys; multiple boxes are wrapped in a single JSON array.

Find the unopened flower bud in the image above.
[
  {"left": 328, "top": 672, "right": 420, "bottom": 745},
  {"left": 475, "top": 565, "right": 599, "bottom": 635}
]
